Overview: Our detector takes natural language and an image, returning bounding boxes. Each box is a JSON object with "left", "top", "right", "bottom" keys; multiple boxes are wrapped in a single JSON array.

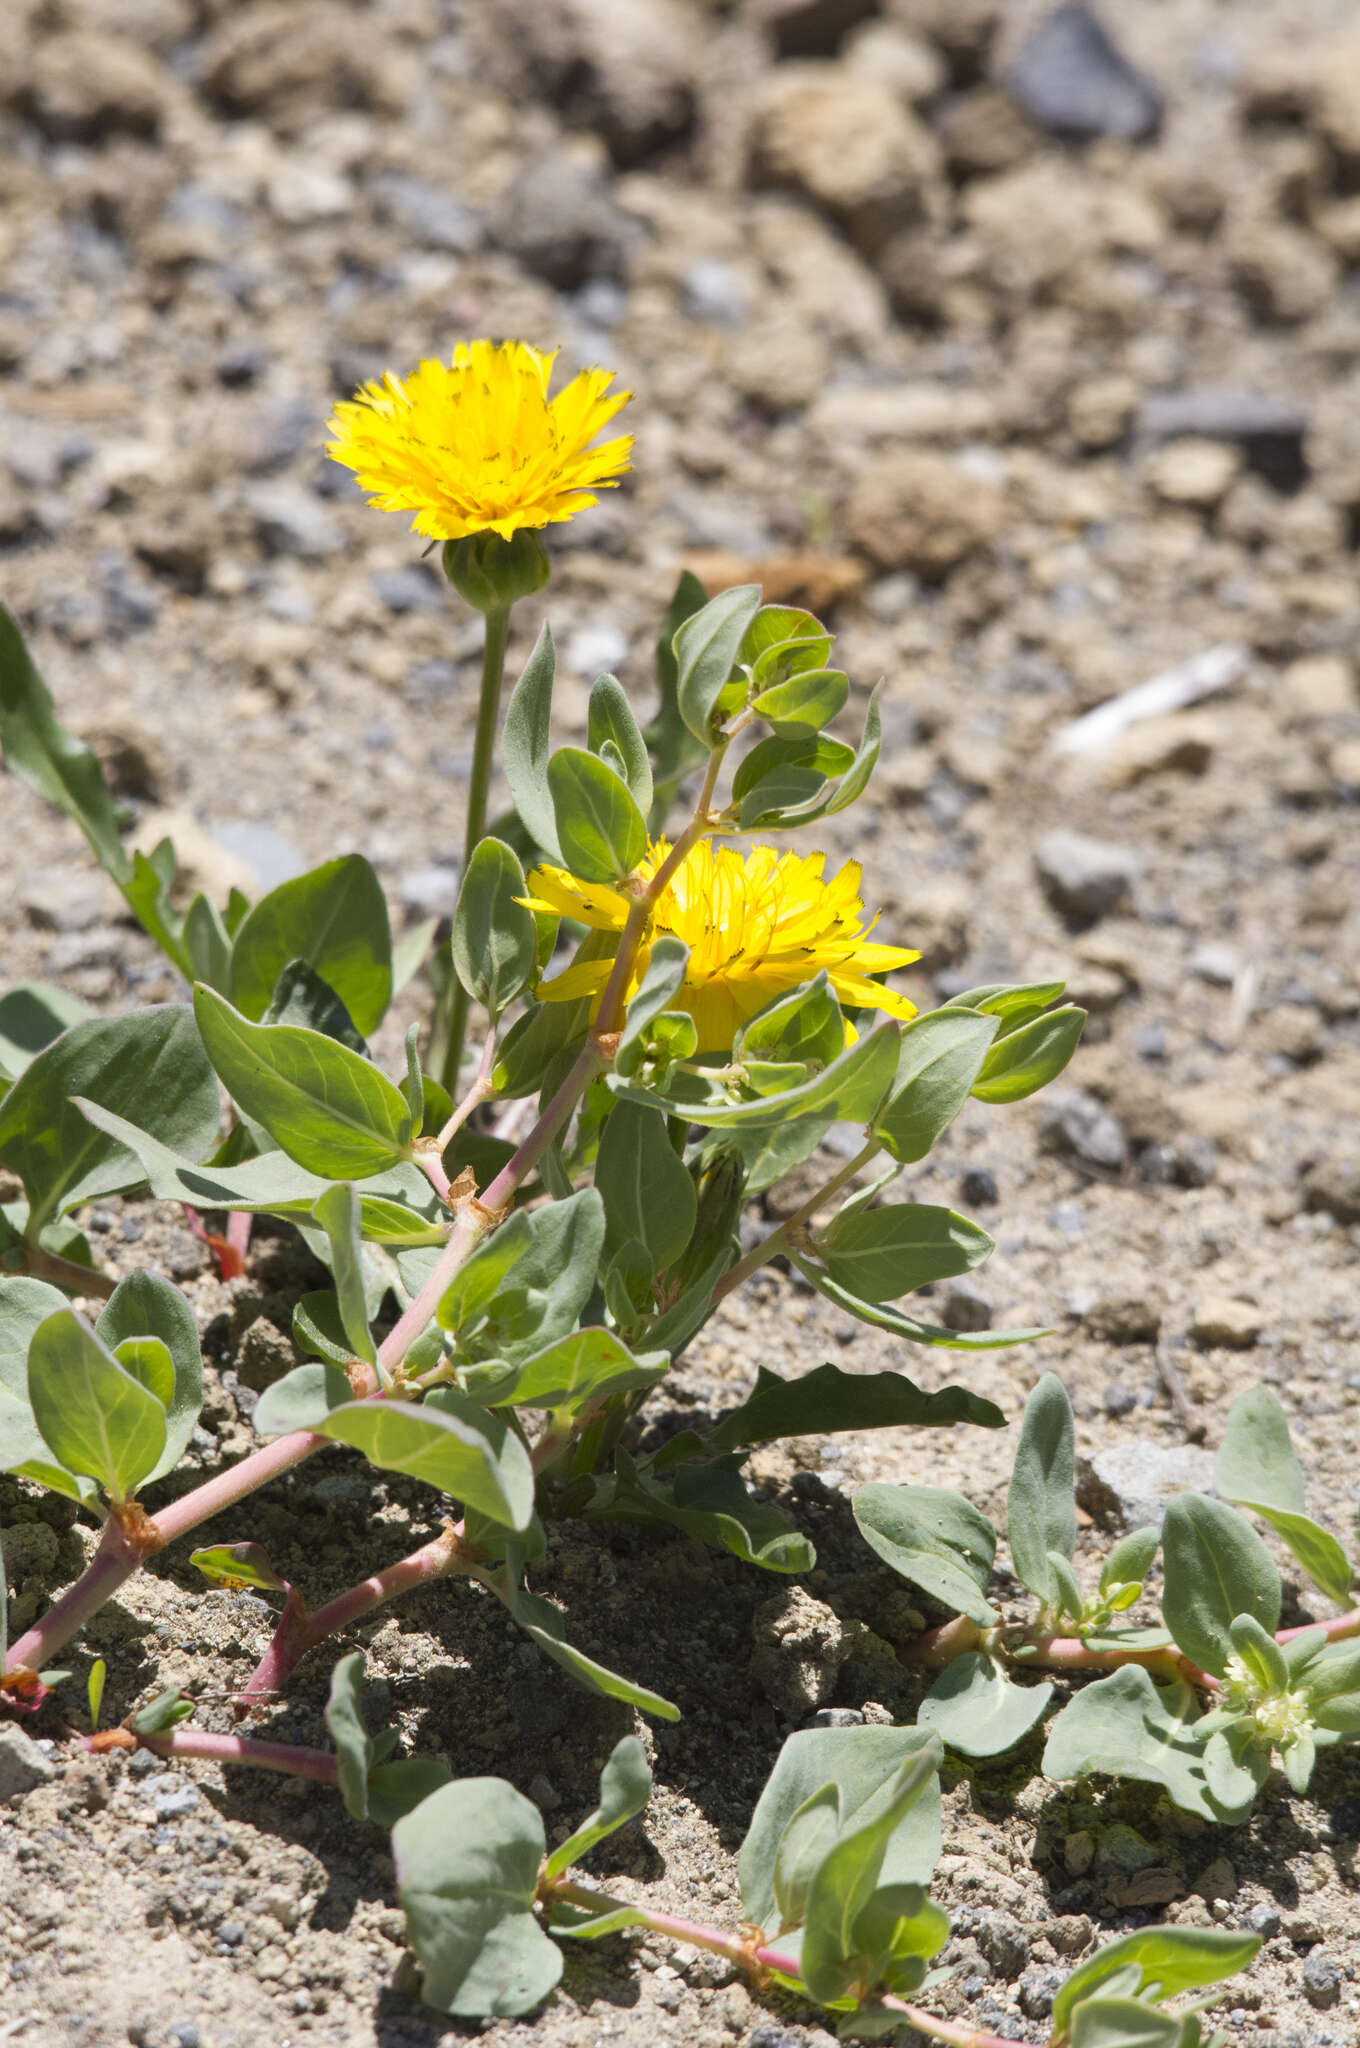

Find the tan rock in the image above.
[
  {"left": 844, "top": 20, "right": 945, "bottom": 104},
  {"left": 1101, "top": 713, "right": 1217, "bottom": 788},
  {"left": 934, "top": 86, "right": 1040, "bottom": 176},
  {"left": 18, "top": 31, "right": 173, "bottom": 140},
  {"left": 845, "top": 449, "right": 1005, "bottom": 577},
  {"left": 1328, "top": 737, "right": 1360, "bottom": 789},
  {"left": 1068, "top": 376, "right": 1138, "bottom": 451},
  {"left": 1312, "top": 195, "right": 1360, "bottom": 265},
  {"left": 1190, "top": 1297, "right": 1263, "bottom": 1350},
  {"left": 750, "top": 61, "right": 942, "bottom": 252},
  {"left": 1282, "top": 654, "right": 1356, "bottom": 721},
  {"left": 1144, "top": 438, "right": 1240, "bottom": 509},
  {"left": 810, "top": 381, "right": 998, "bottom": 446},
  {"left": 201, "top": 2, "right": 409, "bottom": 127},
  {"left": 724, "top": 316, "right": 830, "bottom": 413},
  {"left": 1227, "top": 217, "right": 1337, "bottom": 324}
]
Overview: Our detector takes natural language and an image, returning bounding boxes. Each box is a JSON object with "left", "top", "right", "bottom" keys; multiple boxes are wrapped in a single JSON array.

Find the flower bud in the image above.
[{"left": 442, "top": 530, "right": 550, "bottom": 613}]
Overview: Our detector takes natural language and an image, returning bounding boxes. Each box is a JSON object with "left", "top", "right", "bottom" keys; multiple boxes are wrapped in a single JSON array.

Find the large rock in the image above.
[
  {"left": 1008, "top": 2, "right": 1163, "bottom": 143},
  {"left": 962, "top": 158, "right": 1162, "bottom": 301},
  {"left": 750, "top": 1586, "right": 853, "bottom": 1716},
  {"left": 491, "top": 151, "right": 638, "bottom": 290},
  {"left": 0, "top": 1725, "right": 56, "bottom": 1803},
  {"left": 507, "top": 0, "right": 699, "bottom": 168},
  {"left": 1035, "top": 831, "right": 1138, "bottom": 922},
  {"left": 17, "top": 31, "right": 173, "bottom": 140},
  {"left": 750, "top": 62, "right": 942, "bottom": 254},
  {"left": 845, "top": 449, "right": 1003, "bottom": 577},
  {"left": 1077, "top": 1443, "right": 1216, "bottom": 1531},
  {"left": 201, "top": 3, "right": 409, "bottom": 126}
]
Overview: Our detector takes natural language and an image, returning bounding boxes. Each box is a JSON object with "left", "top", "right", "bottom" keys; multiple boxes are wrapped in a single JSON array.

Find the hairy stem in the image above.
[
  {"left": 235, "top": 1525, "right": 467, "bottom": 1714},
  {"left": 438, "top": 604, "right": 510, "bottom": 1098},
  {"left": 10, "top": 1238, "right": 117, "bottom": 1299},
  {"left": 712, "top": 1137, "right": 879, "bottom": 1305},
  {"left": 1278, "top": 1606, "right": 1360, "bottom": 1648},
  {"left": 436, "top": 1030, "right": 498, "bottom": 1150},
  {"left": 89, "top": 1725, "right": 339, "bottom": 1785}
]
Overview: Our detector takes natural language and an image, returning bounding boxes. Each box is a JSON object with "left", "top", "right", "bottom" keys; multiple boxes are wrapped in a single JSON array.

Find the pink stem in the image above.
[
  {"left": 1278, "top": 1606, "right": 1360, "bottom": 1647},
  {"left": 235, "top": 1527, "right": 466, "bottom": 1714},
  {"left": 909, "top": 1615, "right": 985, "bottom": 1672},
  {"left": 88, "top": 1726, "right": 339, "bottom": 1785},
  {"left": 437, "top": 1032, "right": 497, "bottom": 1150},
  {"left": 225, "top": 1211, "right": 253, "bottom": 1263},
  {"left": 1017, "top": 1635, "right": 1216, "bottom": 1690},
  {"left": 4, "top": 1517, "right": 139, "bottom": 1680}
]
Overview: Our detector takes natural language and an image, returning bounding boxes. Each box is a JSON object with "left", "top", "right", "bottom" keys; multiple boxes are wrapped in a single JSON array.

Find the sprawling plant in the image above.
[{"left": 2, "top": 338, "right": 1311, "bottom": 2034}]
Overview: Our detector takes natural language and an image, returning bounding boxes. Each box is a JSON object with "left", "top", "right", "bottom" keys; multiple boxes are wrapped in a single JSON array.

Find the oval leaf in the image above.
[
  {"left": 230, "top": 854, "right": 393, "bottom": 1036},
  {"left": 547, "top": 747, "right": 646, "bottom": 885},
  {"left": 318, "top": 1394, "right": 534, "bottom": 1531}
]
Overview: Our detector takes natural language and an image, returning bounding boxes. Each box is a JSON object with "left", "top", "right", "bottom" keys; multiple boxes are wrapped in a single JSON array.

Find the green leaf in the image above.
[
  {"left": 1069, "top": 2000, "right": 1181, "bottom": 2048},
  {"left": 799, "top": 1743, "right": 942, "bottom": 2005},
  {"left": 1007, "top": 1373, "right": 1076, "bottom": 1604},
  {"left": 229, "top": 855, "right": 392, "bottom": 1037},
  {"left": 190, "top": 1541, "right": 289, "bottom": 1593},
  {"left": 0, "top": 1007, "right": 219, "bottom": 1231},
  {"left": 96, "top": 1271, "right": 203, "bottom": 1485},
  {"left": 1052, "top": 1926, "right": 1261, "bottom": 2036},
  {"left": 1213, "top": 1386, "right": 1353, "bottom": 1607},
  {"left": 87, "top": 1657, "right": 106, "bottom": 1732},
  {"left": 392, "top": 914, "right": 440, "bottom": 999},
  {"left": 1042, "top": 1667, "right": 1249, "bottom": 1824},
  {"left": 740, "top": 1723, "right": 942, "bottom": 1936},
  {"left": 596, "top": 1101, "right": 696, "bottom": 1272},
  {"left": 194, "top": 987, "right": 412, "bottom": 1178},
  {"left": 547, "top": 746, "right": 647, "bottom": 884},
  {"left": 319, "top": 1393, "right": 534, "bottom": 1531},
  {"left": 310, "top": 1185, "right": 378, "bottom": 1368},
  {"left": 1228, "top": 1613, "right": 1288, "bottom": 1694},
  {"left": 735, "top": 973, "right": 846, "bottom": 1070},
  {"left": 674, "top": 583, "right": 762, "bottom": 743},
  {"left": 252, "top": 1359, "right": 351, "bottom": 1436},
  {"left": 121, "top": 841, "right": 190, "bottom": 976},
  {"left": 711, "top": 1362, "right": 1004, "bottom": 1450},
  {"left": 451, "top": 838, "right": 537, "bottom": 1018},
  {"left": 816, "top": 1201, "right": 993, "bottom": 1303},
  {"left": 499, "top": 1567, "right": 679, "bottom": 1720},
  {"left": 262, "top": 958, "right": 368, "bottom": 1053},
  {"left": 871, "top": 1010, "right": 1000, "bottom": 1164},
  {"left": 746, "top": 682, "right": 883, "bottom": 828},
  {"left": 394, "top": 1777, "right": 562, "bottom": 2017},
  {"left": 970, "top": 1005, "right": 1086, "bottom": 1104},
  {"left": 1307, "top": 1642, "right": 1360, "bottom": 1733},
  {"left": 0, "top": 1276, "right": 94, "bottom": 1496},
  {"left": 600, "top": 1446, "right": 813, "bottom": 1574},
  {"left": 615, "top": 937, "right": 690, "bottom": 1074},
  {"left": 542, "top": 1734, "right": 652, "bottom": 1882},
  {"left": 1101, "top": 1526, "right": 1160, "bottom": 1598},
  {"left": 616, "top": 1020, "right": 900, "bottom": 1131},
  {"left": 786, "top": 1258, "right": 1048, "bottom": 1351},
  {"left": 853, "top": 1482, "right": 999, "bottom": 1627},
  {"left": 183, "top": 892, "right": 233, "bottom": 993},
  {"left": 437, "top": 1188, "right": 605, "bottom": 1364},
  {"left": 752, "top": 666, "right": 849, "bottom": 734},
  {"left": 27, "top": 1308, "right": 167, "bottom": 1502},
  {"left": 588, "top": 673, "right": 653, "bottom": 818},
  {"left": 772, "top": 1784, "right": 841, "bottom": 1934},
  {"left": 326, "top": 1649, "right": 377, "bottom": 1820},
  {"left": 0, "top": 601, "right": 132, "bottom": 882},
  {"left": 130, "top": 1687, "right": 195, "bottom": 1736},
  {"left": 742, "top": 604, "right": 833, "bottom": 690},
  {"left": 0, "top": 982, "right": 92, "bottom": 1084},
  {"left": 502, "top": 623, "right": 562, "bottom": 859},
  {"left": 460, "top": 1328, "right": 667, "bottom": 1414},
  {"left": 1161, "top": 1495, "right": 1281, "bottom": 1677},
  {"left": 918, "top": 1653, "right": 1054, "bottom": 1759}
]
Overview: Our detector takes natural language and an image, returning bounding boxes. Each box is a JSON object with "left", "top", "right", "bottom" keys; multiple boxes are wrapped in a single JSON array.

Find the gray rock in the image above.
[
  {"left": 975, "top": 1910, "right": 1029, "bottom": 1979},
  {"left": 682, "top": 259, "right": 748, "bottom": 325},
  {"left": 239, "top": 397, "right": 314, "bottom": 477},
  {"left": 1009, "top": 3, "right": 1163, "bottom": 143},
  {"left": 1103, "top": 1381, "right": 1139, "bottom": 1417},
  {"left": 243, "top": 480, "right": 342, "bottom": 559},
  {"left": 372, "top": 566, "right": 443, "bottom": 614},
  {"left": 1243, "top": 1902, "right": 1282, "bottom": 1937},
  {"left": 566, "top": 623, "right": 629, "bottom": 675},
  {"left": 1039, "top": 1088, "right": 1129, "bottom": 1171},
  {"left": 491, "top": 150, "right": 637, "bottom": 290},
  {"left": 1018, "top": 1964, "right": 1065, "bottom": 2018},
  {"left": 370, "top": 174, "right": 484, "bottom": 254},
  {"left": 1136, "top": 387, "right": 1309, "bottom": 494},
  {"left": 0, "top": 1725, "right": 57, "bottom": 1801},
  {"left": 960, "top": 1165, "right": 999, "bottom": 1207},
  {"left": 1189, "top": 942, "right": 1239, "bottom": 987},
  {"left": 511, "top": 0, "right": 699, "bottom": 168},
  {"left": 1301, "top": 1151, "right": 1360, "bottom": 1224},
  {"left": 751, "top": 1586, "right": 852, "bottom": 1716},
  {"left": 1302, "top": 1952, "right": 1342, "bottom": 2010},
  {"left": 216, "top": 343, "right": 265, "bottom": 388},
  {"left": 140, "top": 1772, "right": 199, "bottom": 1819},
  {"left": 939, "top": 1281, "right": 993, "bottom": 1332},
  {"left": 401, "top": 864, "right": 461, "bottom": 919},
  {"left": 1035, "top": 830, "right": 1138, "bottom": 922},
  {"left": 1077, "top": 1442, "right": 1217, "bottom": 1531},
  {"left": 19, "top": 866, "right": 109, "bottom": 931},
  {"left": 208, "top": 820, "right": 306, "bottom": 892},
  {"left": 806, "top": 1706, "right": 864, "bottom": 1728}
]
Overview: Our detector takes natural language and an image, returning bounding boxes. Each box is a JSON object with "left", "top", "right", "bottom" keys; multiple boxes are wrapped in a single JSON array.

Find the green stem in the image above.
[
  {"left": 711, "top": 1137, "right": 880, "bottom": 1305},
  {"left": 437, "top": 603, "right": 511, "bottom": 1098},
  {"left": 9, "top": 1239, "right": 116, "bottom": 1300}
]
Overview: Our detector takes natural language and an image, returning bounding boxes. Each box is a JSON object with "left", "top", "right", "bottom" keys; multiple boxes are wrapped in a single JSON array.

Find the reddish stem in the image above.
[
  {"left": 235, "top": 1526, "right": 466, "bottom": 1715},
  {"left": 1017, "top": 1635, "right": 1217, "bottom": 1691},
  {"left": 1278, "top": 1606, "right": 1360, "bottom": 1647},
  {"left": 87, "top": 1724, "right": 338, "bottom": 1784}
]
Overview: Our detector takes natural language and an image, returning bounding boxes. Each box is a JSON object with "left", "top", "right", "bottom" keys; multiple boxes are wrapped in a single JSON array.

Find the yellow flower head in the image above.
[
  {"left": 326, "top": 339, "right": 632, "bottom": 542},
  {"left": 524, "top": 840, "right": 920, "bottom": 1053}
]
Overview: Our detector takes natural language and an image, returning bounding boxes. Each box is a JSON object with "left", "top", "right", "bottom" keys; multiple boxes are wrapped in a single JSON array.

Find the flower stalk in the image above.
[{"left": 436, "top": 602, "right": 511, "bottom": 1098}]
